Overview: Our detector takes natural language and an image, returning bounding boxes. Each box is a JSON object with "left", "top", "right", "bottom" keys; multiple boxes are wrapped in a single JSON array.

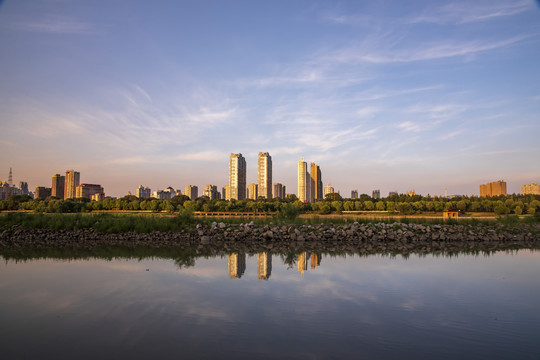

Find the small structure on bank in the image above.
[{"left": 443, "top": 210, "right": 459, "bottom": 220}]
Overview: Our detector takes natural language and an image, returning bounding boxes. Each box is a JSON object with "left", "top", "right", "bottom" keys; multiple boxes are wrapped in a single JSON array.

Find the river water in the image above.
[{"left": 1, "top": 249, "right": 539, "bottom": 359}]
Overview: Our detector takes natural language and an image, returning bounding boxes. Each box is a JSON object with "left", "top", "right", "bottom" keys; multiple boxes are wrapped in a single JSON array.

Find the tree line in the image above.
[{"left": 1, "top": 193, "right": 539, "bottom": 216}]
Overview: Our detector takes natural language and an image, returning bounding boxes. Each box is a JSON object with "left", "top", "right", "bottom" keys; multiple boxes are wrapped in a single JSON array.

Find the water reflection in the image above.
[
  {"left": 257, "top": 252, "right": 271, "bottom": 280},
  {"left": 227, "top": 253, "right": 246, "bottom": 279}
]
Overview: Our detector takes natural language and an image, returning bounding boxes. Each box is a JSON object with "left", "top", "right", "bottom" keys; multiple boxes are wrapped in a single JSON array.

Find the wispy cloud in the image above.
[
  {"left": 397, "top": 121, "right": 422, "bottom": 133},
  {"left": 407, "top": 0, "right": 532, "bottom": 25},
  {"left": 7, "top": 15, "right": 98, "bottom": 35}
]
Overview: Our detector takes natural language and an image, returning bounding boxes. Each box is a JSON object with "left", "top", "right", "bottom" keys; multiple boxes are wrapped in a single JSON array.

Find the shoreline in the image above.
[{"left": 2, "top": 222, "right": 539, "bottom": 257}]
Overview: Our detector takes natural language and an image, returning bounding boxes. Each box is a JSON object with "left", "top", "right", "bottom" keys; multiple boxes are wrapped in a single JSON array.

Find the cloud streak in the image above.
[{"left": 7, "top": 15, "right": 99, "bottom": 35}]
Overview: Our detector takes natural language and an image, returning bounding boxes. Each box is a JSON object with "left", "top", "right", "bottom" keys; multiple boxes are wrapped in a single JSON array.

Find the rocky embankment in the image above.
[{"left": 1, "top": 221, "right": 539, "bottom": 255}]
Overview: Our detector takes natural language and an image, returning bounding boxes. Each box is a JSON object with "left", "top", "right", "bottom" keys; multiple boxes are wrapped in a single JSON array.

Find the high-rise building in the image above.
[
  {"left": 19, "top": 181, "right": 29, "bottom": 195},
  {"left": 480, "top": 181, "right": 507, "bottom": 197},
  {"left": 64, "top": 170, "right": 80, "bottom": 200},
  {"left": 372, "top": 189, "right": 380, "bottom": 199},
  {"left": 228, "top": 253, "right": 246, "bottom": 279},
  {"left": 223, "top": 185, "right": 230, "bottom": 201},
  {"left": 257, "top": 152, "right": 272, "bottom": 199},
  {"left": 309, "top": 162, "right": 322, "bottom": 202},
  {"left": 388, "top": 191, "right": 398, "bottom": 197},
  {"left": 247, "top": 183, "right": 258, "bottom": 200},
  {"left": 75, "top": 184, "right": 104, "bottom": 199},
  {"left": 52, "top": 174, "right": 65, "bottom": 199},
  {"left": 272, "top": 183, "right": 285, "bottom": 199},
  {"left": 203, "top": 185, "right": 219, "bottom": 199},
  {"left": 34, "top": 186, "right": 51, "bottom": 199},
  {"left": 351, "top": 190, "right": 358, "bottom": 199},
  {"left": 229, "top": 153, "right": 246, "bottom": 200},
  {"left": 257, "top": 252, "right": 272, "bottom": 280},
  {"left": 324, "top": 183, "right": 334, "bottom": 197},
  {"left": 521, "top": 183, "right": 540, "bottom": 195},
  {"left": 136, "top": 185, "right": 151, "bottom": 199},
  {"left": 184, "top": 185, "right": 198, "bottom": 200},
  {"left": 406, "top": 190, "right": 416, "bottom": 196},
  {"left": 297, "top": 158, "right": 310, "bottom": 203}
]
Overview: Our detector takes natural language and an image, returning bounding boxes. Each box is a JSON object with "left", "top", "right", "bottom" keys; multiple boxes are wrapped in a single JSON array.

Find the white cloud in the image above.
[
  {"left": 7, "top": 15, "right": 98, "bottom": 35},
  {"left": 397, "top": 121, "right": 422, "bottom": 133}
]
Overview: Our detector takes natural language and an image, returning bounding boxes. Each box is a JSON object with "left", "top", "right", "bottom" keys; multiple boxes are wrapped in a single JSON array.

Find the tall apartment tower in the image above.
[
  {"left": 184, "top": 185, "right": 198, "bottom": 200},
  {"left": 257, "top": 252, "right": 272, "bottom": 280},
  {"left": 521, "top": 183, "right": 540, "bottom": 195},
  {"left": 257, "top": 152, "right": 272, "bottom": 199},
  {"left": 351, "top": 190, "right": 358, "bottom": 199},
  {"left": 310, "top": 162, "right": 322, "bottom": 203},
  {"left": 203, "top": 185, "right": 218, "bottom": 199},
  {"left": 297, "top": 158, "right": 310, "bottom": 203},
  {"left": 64, "top": 170, "right": 80, "bottom": 200},
  {"left": 324, "top": 183, "right": 335, "bottom": 197},
  {"left": 51, "top": 174, "right": 65, "bottom": 199},
  {"left": 229, "top": 153, "right": 246, "bottom": 200},
  {"left": 372, "top": 189, "right": 380, "bottom": 199},
  {"left": 247, "top": 183, "right": 258, "bottom": 200},
  {"left": 480, "top": 180, "right": 507, "bottom": 197}
]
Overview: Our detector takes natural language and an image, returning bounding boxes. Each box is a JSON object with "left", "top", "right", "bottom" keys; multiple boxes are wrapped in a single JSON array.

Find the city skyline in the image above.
[{"left": 1, "top": 1, "right": 539, "bottom": 197}]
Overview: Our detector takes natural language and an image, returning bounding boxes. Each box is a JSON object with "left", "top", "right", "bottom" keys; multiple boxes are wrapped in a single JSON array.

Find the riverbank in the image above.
[{"left": 1, "top": 221, "right": 538, "bottom": 259}]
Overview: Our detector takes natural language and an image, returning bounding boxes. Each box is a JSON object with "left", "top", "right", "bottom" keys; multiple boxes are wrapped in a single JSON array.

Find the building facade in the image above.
[
  {"left": 480, "top": 181, "right": 507, "bottom": 197},
  {"left": 309, "top": 162, "right": 323, "bottom": 203},
  {"left": 75, "top": 184, "right": 104, "bottom": 199},
  {"left": 247, "top": 183, "right": 258, "bottom": 200},
  {"left": 324, "top": 183, "right": 334, "bottom": 197},
  {"left": 257, "top": 152, "right": 272, "bottom": 199},
  {"left": 203, "top": 185, "right": 219, "bottom": 199},
  {"left": 64, "top": 170, "right": 80, "bottom": 200},
  {"left": 222, "top": 185, "right": 229, "bottom": 201},
  {"left": 51, "top": 174, "right": 65, "bottom": 199},
  {"left": 184, "top": 185, "right": 198, "bottom": 200},
  {"left": 521, "top": 183, "right": 540, "bottom": 195},
  {"left": 351, "top": 190, "right": 358, "bottom": 199},
  {"left": 272, "top": 183, "right": 286, "bottom": 199},
  {"left": 297, "top": 158, "right": 310, "bottom": 203},
  {"left": 228, "top": 253, "right": 246, "bottom": 279},
  {"left": 229, "top": 153, "right": 246, "bottom": 200},
  {"left": 406, "top": 190, "right": 416, "bottom": 196},
  {"left": 372, "top": 189, "right": 380, "bottom": 199},
  {"left": 137, "top": 185, "right": 151, "bottom": 199},
  {"left": 34, "top": 186, "right": 51, "bottom": 200}
]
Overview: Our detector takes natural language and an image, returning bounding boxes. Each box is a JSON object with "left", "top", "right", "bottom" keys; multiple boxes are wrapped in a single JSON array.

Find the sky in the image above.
[{"left": 0, "top": 0, "right": 539, "bottom": 198}]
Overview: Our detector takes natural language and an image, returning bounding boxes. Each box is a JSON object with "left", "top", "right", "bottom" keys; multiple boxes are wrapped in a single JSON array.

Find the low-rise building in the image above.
[{"left": 76, "top": 184, "right": 104, "bottom": 199}]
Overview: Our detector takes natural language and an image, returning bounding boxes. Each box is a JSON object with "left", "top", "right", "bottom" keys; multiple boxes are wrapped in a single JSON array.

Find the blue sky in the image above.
[{"left": 1, "top": 0, "right": 539, "bottom": 197}]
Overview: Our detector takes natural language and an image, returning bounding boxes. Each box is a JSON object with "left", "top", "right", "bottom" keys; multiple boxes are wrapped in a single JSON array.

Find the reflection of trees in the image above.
[
  {"left": 280, "top": 253, "right": 297, "bottom": 269},
  {"left": 173, "top": 256, "right": 196, "bottom": 269}
]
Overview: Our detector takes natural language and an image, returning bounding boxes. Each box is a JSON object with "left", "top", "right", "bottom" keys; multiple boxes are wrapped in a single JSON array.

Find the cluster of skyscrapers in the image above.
[{"left": 35, "top": 170, "right": 104, "bottom": 200}]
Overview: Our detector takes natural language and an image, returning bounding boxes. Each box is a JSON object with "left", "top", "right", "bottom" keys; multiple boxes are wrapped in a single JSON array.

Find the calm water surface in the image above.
[{"left": 1, "top": 250, "right": 539, "bottom": 359}]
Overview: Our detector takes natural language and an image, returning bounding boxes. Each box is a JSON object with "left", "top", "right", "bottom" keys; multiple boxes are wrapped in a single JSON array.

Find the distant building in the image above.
[
  {"left": 51, "top": 174, "right": 65, "bottom": 199},
  {"left": 372, "top": 189, "right": 380, "bottom": 199},
  {"left": 388, "top": 191, "right": 398, "bottom": 197},
  {"left": 64, "top": 170, "right": 80, "bottom": 200},
  {"left": 406, "top": 190, "right": 416, "bottom": 196},
  {"left": 351, "top": 190, "right": 358, "bottom": 199},
  {"left": 521, "top": 183, "right": 540, "bottom": 195},
  {"left": 247, "top": 183, "right": 258, "bottom": 200},
  {"left": 298, "top": 158, "right": 310, "bottom": 203},
  {"left": 203, "top": 185, "right": 219, "bottom": 199},
  {"left": 19, "top": 181, "right": 29, "bottom": 195},
  {"left": 34, "top": 186, "right": 52, "bottom": 200},
  {"left": 75, "top": 184, "right": 104, "bottom": 199},
  {"left": 257, "top": 252, "right": 272, "bottom": 280},
  {"left": 136, "top": 185, "right": 151, "bottom": 199},
  {"left": 272, "top": 183, "right": 286, "bottom": 199},
  {"left": 91, "top": 193, "right": 105, "bottom": 201},
  {"left": 228, "top": 253, "right": 246, "bottom": 279},
  {"left": 257, "top": 152, "right": 272, "bottom": 199},
  {"left": 480, "top": 181, "right": 507, "bottom": 197},
  {"left": 324, "top": 183, "right": 334, "bottom": 197},
  {"left": 229, "top": 153, "right": 246, "bottom": 200},
  {"left": 223, "top": 185, "right": 230, "bottom": 201},
  {"left": 310, "top": 162, "right": 322, "bottom": 202},
  {"left": 184, "top": 185, "right": 198, "bottom": 200}
]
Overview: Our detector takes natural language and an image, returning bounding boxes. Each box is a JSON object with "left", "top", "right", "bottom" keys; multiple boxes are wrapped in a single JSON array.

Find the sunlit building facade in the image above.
[
  {"left": 64, "top": 170, "right": 80, "bottom": 200},
  {"left": 51, "top": 174, "right": 65, "bottom": 199},
  {"left": 184, "top": 185, "right": 198, "bottom": 200},
  {"left": 297, "top": 158, "right": 310, "bottom": 203},
  {"left": 75, "top": 184, "right": 104, "bottom": 199},
  {"left": 310, "top": 162, "right": 322, "bottom": 203},
  {"left": 480, "top": 181, "right": 507, "bottom": 197},
  {"left": 324, "top": 183, "right": 334, "bottom": 197},
  {"left": 521, "top": 183, "right": 540, "bottom": 195},
  {"left": 229, "top": 153, "right": 246, "bottom": 200},
  {"left": 203, "top": 185, "right": 219, "bottom": 199},
  {"left": 272, "top": 183, "right": 286, "bottom": 199},
  {"left": 257, "top": 152, "right": 272, "bottom": 199},
  {"left": 137, "top": 185, "right": 151, "bottom": 199},
  {"left": 247, "top": 183, "right": 258, "bottom": 200}
]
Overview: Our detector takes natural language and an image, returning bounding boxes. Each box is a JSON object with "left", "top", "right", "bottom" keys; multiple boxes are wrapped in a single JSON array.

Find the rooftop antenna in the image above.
[{"left": 8, "top": 167, "right": 13, "bottom": 186}]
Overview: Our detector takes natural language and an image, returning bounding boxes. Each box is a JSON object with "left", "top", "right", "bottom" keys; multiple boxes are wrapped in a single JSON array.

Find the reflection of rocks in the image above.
[{"left": 0, "top": 222, "right": 539, "bottom": 259}]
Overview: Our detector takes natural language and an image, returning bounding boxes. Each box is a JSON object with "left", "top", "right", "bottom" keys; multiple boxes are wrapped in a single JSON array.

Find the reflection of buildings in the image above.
[
  {"left": 310, "top": 253, "right": 321, "bottom": 270},
  {"left": 257, "top": 252, "right": 272, "bottom": 280},
  {"left": 297, "top": 252, "right": 308, "bottom": 275},
  {"left": 228, "top": 253, "right": 246, "bottom": 279}
]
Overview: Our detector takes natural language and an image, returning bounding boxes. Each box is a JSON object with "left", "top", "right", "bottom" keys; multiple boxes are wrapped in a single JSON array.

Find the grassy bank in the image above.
[{"left": 1, "top": 212, "right": 539, "bottom": 234}]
